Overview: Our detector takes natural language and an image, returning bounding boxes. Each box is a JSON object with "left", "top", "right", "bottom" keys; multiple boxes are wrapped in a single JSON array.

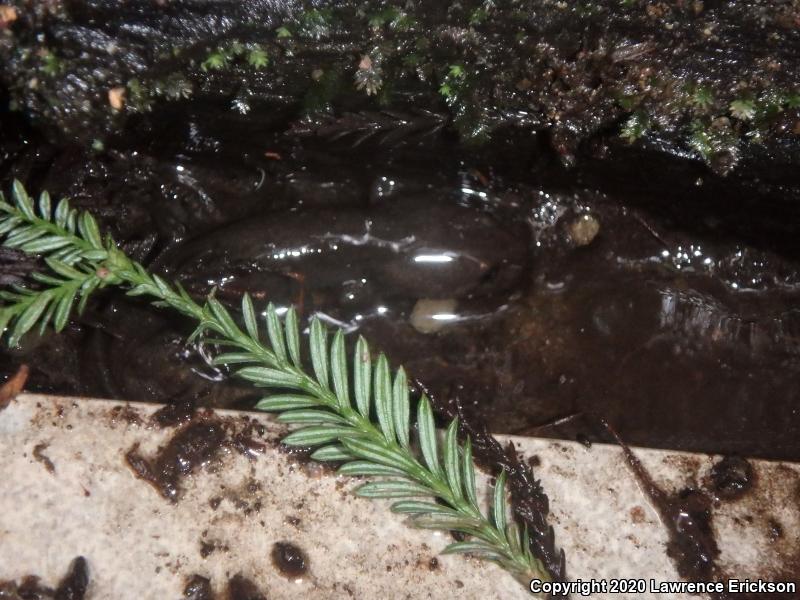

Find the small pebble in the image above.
[
  {"left": 358, "top": 55, "right": 373, "bottom": 70},
  {"left": 410, "top": 299, "right": 458, "bottom": 334},
  {"left": 568, "top": 214, "right": 600, "bottom": 246},
  {"left": 0, "top": 5, "right": 17, "bottom": 26},
  {"left": 108, "top": 86, "right": 126, "bottom": 111}
]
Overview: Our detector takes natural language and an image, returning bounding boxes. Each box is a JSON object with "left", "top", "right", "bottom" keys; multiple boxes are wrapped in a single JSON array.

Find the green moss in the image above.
[
  {"left": 615, "top": 93, "right": 639, "bottom": 111},
  {"left": 127, "top": 73, "right": 194, "bottom": 112},
  {"left": 355, "top": 55, "right": 383, "bottom": 96},
  {"left": 201, "top": 48, "right": 231, "bottom": 71},
  {"left": 153, "top": 73, "right": 193, "bottom": 101},
  {"left": 297, "top": 8, "right": 335, "bottom": 40},
  {"left": 39, "top": 49, "right": 63, "bottom": 77},
  {"left": 469, "top": 6, "right": 491, "bottom": 25},
  {"left": 690, "top": 85, "right": 714, "bottom": 111},
  {"left": 126, "top": 78, "right": 153, "bottom": 112},
  {"left": 201, "top": 42, "right": 270, "bottom": 72},
  {"left": 247, "top": 46, "right": 269, "bottom": 69},
  {"left": 402, "top": 52, "right": 423, "bottom": 69},
  {"left": 368, "top": 7, "right": 399, "bottom": 30},
  {"left": 729, "top": 99, "right": 756, "bottom": 121},
  {"left": 688, "top": 117, "right": 739, "bottom": 172},
  {"left": 439, "top": 64, "right": 466, "bottom": 102},
  {"left": 620, "top": 111, "right": 650, "bottom": 142},
  {"left": 689, "top": 120, "right": 714, "bottom": 161}
]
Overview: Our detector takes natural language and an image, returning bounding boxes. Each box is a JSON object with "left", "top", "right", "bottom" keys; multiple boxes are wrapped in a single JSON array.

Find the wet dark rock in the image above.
[
  {"left": 160, "top": 195, "right": 530, "bottom": 311},
  {"left": 4, "top": 96, "right": 800, "bottom": 462}
]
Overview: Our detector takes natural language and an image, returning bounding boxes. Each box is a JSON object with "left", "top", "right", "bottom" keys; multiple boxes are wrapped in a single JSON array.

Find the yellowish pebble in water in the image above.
[
  {"left": 410, "top": 299, "right": 458, "bottom": 334},
  {"left": 568, "top": 214, "right": 600, "bottom": 246},
  {"left": 108, "top": 86, "right": 126, "bottom": 111},
  {"left": 0, "top": 5, "right": 17, "bottom": 26}
]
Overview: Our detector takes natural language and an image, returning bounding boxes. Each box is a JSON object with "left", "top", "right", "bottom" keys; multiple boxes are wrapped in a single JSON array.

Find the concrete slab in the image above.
[{"left": 0, "top": 393, "right": 797, "bottom": 598}]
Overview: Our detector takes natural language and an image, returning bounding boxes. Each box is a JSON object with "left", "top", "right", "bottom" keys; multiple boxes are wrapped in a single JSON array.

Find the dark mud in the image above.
[
  {"left": 151, "top": 398, "right": 197, "bottom": 428},
  {"left": 0, "top": 557, "right": 89, "bottom": 600},
  {"left": 126, "top": 419, "right": 227, "bottom": 502},
  {"left": 32, "top": 442, "right": 55, "bottom": 474},
  {"left": 270, "top": 542, "right": 308, "bottom": 579},
  {"left": 183, "top": 575, "right": 214, "bottom": 600},
  {"left": 226, "top": 575, "right": 267, "bottom": 600},
  {"left": 182, "top": 574, "right": 269, "bottom": 600},
  {"left": 121, "top": 407, "right": 276, "bottom": 504},
  {"left": 709, "top": 456, "right": 755, "bottom": 501},
  {"left": 605, "top": 422, "right": 724, "bottom": 596}
]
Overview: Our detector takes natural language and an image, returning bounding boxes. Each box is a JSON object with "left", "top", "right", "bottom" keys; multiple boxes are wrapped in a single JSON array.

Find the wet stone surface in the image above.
[{"left": 1, "top": 394, "right": 799, "bottom": 598}]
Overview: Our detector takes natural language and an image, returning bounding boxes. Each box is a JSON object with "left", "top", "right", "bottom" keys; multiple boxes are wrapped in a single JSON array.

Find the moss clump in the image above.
[
  {"left": 729, "top": 99, "right": 756, "bottom": 121},
  {"left": 620, "top": 111, "right": 650, "bottom": 143},
  {"left": 201, "top": 42, "right": 269, "bottom": 72},
  {"left": 688, "top": 117, "right": 739, "bottom": 174},
  {"left": 2, "top": 0, "right": 798, "bottom": 172}
]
